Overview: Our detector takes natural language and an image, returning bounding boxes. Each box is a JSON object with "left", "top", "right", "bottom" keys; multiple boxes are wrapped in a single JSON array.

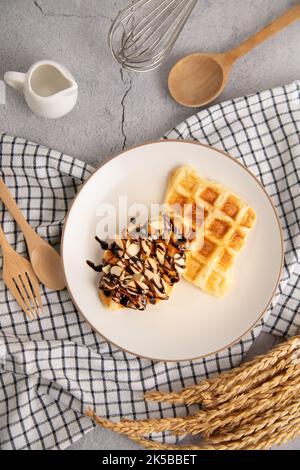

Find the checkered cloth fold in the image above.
[{"left": 0, "top": 82, "right": 299, "bottom": 450}]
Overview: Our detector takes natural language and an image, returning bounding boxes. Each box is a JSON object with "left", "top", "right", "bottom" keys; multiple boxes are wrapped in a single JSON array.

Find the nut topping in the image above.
[
  {"left": 110, "top": 265, "right": 123, "bottom": 277},
  {"left": 173, "top": 253, "right": 186, "bottom": 273},
  {"left": 141, "top": 239, "right": 151, "bottom": 256},
  {"left": 144, "top": 268, "right": 155, "bottom": 281},
  {"left": 102, "top": 265, "right": 111, "bottom": 274},
  {"left": 129, "top": 258, "right": 144, "bottom": 274},
  {"left": 89, "top": 214, "right": 189, "bottom": 310},
  {"left": 136, "top": 280, "right": 149, "bottom": 293},
  {"left": 127, "top": 241, "right": 140, "bottom": 258},
  {"left": 146, "top": 257, "right": 157, "bottom": 272},
  {"left": 155, "top": 241, "right": 166, "bottom": 265}
]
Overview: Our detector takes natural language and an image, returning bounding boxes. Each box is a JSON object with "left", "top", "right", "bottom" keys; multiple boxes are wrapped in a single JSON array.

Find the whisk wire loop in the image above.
[{"left": 109, "top": 0, "right": 198, "bottom": 72}]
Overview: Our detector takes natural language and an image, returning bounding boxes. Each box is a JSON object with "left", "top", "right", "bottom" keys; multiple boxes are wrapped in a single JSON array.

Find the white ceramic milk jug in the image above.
[{"left": 4, "top": 60, "right": 78, "bottom": 119}]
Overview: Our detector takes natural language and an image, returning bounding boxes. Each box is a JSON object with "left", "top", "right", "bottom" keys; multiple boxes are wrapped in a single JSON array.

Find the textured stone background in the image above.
[{"left": 0, "top": 0, "right": 299, "bottom": 450}]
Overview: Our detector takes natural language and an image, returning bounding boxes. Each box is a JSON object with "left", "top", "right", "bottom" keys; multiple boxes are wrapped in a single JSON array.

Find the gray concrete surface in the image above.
[{"left": 0, "top": 0, "right": 299, "bottom": 450}]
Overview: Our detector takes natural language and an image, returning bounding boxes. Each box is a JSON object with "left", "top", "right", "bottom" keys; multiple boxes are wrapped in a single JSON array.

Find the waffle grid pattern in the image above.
[{"left": 166, "top": 166, "right": 256, "bottom": 296}]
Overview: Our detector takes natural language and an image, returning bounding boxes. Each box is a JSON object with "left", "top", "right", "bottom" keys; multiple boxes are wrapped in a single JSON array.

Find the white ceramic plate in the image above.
[{"left": 62, "top": 141, "right": 283, "bottom": 361}]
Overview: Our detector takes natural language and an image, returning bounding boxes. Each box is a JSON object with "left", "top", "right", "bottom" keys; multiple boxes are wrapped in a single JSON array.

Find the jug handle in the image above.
[{"left": 4, "top": 72, "right": 26, "bottom": 91}]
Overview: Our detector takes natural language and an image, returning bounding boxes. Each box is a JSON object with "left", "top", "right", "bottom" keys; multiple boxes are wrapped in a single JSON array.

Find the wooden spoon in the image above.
[
  {"left": 168, "top": 4, "right": 300, "bottom": 107},
  {"left": 0, "top": 177, "right": 66, "bottom": 291}
]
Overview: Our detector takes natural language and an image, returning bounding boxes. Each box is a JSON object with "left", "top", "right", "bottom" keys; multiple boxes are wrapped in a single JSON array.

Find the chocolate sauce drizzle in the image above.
[
  {"left": 86, "top": 237, "right": 109, "bottom": 272},
  {"left": 95, "top": 236, "right": 108, "bottom": 250},
  {"left": 86, "top": 260, "right": 103, "bottom": 272},
  {"left": 87, "top": 217, "right": 187, "bottom": 311}
]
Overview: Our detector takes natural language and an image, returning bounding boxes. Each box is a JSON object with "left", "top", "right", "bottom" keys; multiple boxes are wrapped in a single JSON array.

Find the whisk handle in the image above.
[{"left": 228, "top": 4, "right": 300, "bottom": 62}]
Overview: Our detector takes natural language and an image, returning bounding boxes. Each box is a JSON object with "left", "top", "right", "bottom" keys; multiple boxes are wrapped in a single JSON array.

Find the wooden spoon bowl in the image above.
[
  {"left": 168, "top": 53, "right": 228, "bottom": 107},
  {"left": 30, "top": 240, "right": 66, "bottom": 291}
]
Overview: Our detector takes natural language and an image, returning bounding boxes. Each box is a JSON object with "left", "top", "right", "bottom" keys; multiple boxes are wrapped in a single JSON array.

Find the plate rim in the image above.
[{"left": 61, "top": 140, "right": 284, "bottom": 361}]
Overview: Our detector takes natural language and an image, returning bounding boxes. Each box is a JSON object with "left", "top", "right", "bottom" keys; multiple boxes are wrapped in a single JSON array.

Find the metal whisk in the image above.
[{"left": 109, "top": 0, "right": 198, "bottom": 72}]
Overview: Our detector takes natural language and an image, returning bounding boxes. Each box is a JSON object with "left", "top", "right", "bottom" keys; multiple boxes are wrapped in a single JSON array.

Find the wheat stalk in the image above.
[{"left": 86, "top": 335, "right": 300, "bottom": 450}]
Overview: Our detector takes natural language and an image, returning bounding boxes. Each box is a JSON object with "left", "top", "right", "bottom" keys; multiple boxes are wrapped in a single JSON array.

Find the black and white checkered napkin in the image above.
[{"left": 0, "top": 82, "right": 299, "bottom": 449}]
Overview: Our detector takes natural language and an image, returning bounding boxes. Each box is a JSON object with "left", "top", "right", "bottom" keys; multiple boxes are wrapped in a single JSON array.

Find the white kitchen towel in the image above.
[{"left": 0, "top": 81, "right": 299, "bottom": 450}]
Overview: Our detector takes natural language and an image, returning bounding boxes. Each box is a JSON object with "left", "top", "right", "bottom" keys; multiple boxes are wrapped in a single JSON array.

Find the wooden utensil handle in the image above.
[
  {"left": 0, "top": 223, "right": 11, "bottom": 251},
  {"left": 229, "top": 4, "right": 300, "bottom": 61},
  {"left": 0, "top": 177, "right": 35, "bottom": 240}
]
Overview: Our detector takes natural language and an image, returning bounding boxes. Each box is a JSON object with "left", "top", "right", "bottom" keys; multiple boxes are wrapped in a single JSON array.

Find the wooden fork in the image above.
[{"left": 0, "top": 224, "right": 43, "bottom": 319}]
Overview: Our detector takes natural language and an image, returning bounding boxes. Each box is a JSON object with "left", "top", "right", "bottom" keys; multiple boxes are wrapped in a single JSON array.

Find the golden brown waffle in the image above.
[{"left": 165, "top": 165, "right": 256, "bottom": 296}]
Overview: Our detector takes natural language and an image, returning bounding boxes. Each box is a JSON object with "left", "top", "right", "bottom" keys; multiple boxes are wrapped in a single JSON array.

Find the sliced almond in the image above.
[
  {"left": 141, "top": 240, "right": 151, "bottom": 256},
  {"left": 152, "top": 273, "right": 165, "bottom": 291},
  {"left": 127, "top": 219, "right": 136, "bottom": 232},
  {"left": 146, "top": 257, "right": 157, "bottom": 272},
  {"left": 130, "top": 259, "right": 143, "bottom": 274},
  {"left": 144, "top": 268, "right": 155, "bottom": 281},
  {"left": 122, "top": 275, "right": 133, "bottom": 284},
  {"left": 116, "top": 259, "right": 126, "bottom": 268},
  {"left": 127, "top": 280, "right": 137, "bottom": 288},
  {"left": 126, "top": 281, "right": 139, "bottom": 295},
  {"left": 136, "top": 280, "right": 149, "bottom": 293},
  {"left": 111, "top": 265, "right": 123, "bottom": 277},
  {"left": 100, "top": 276, "right": 116, "bottom": 290},
  {"left": 133, "top": 273, "right": 144, "bottom": 282},
  {"left": 164, "top": 258, "right": 172, "bottom": 270},
  {"left": 173, "top": 253, "right": 185, "bottom": 273},
  {"left": 156, "top": 251, "right": 165, "bottom": 265},
  {"left": 152, "top": 284, "right": 168, "bottom": 300},
  {"left": 127, "top": 242, "right": 140, "bottom": 258},
  {"left": 102, "top": 264, "right": 111, "bottom": 274},
  {"left": 156, "top": 242, "right": 166, "bottom": 265}
]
